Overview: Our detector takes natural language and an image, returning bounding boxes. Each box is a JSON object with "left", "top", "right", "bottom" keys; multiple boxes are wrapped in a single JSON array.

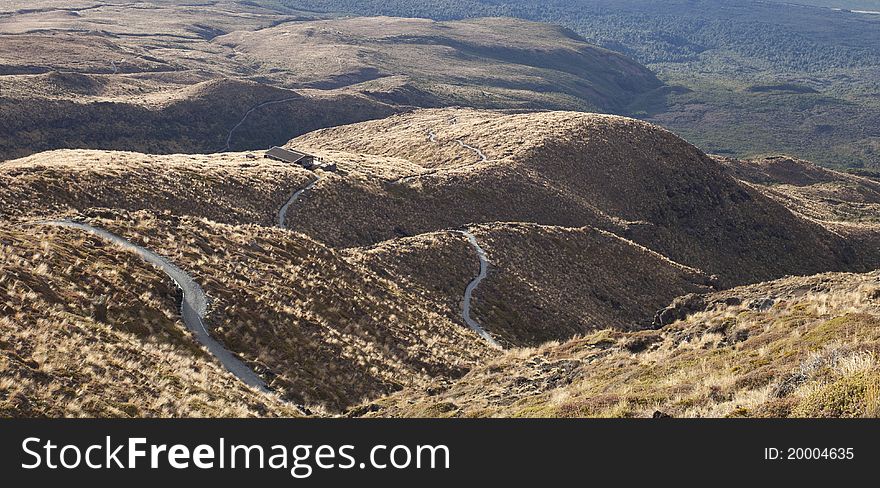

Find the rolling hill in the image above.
[
  {"left": 0, "top": 1, "right": 661, "bottom": 161},
  {"left": 288, "top": 109, "right": 880, "bottom": 286},
  {"left": 216, "top": 16, "right": 661, "bottom": 112}
]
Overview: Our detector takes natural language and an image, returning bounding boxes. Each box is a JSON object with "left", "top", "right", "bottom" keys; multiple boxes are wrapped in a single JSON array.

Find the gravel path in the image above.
[
  {"left": 222, "top": 97, "right": 300, "bottom": 152},
  {"left": 453, "top": 230, "right": 502, "bottom": 349},
  {"left": 42, "top": 220, "right": 273, "bottom": 392},
  {"left": 277, "top": 175, "right": 322, "bottom": 228}
]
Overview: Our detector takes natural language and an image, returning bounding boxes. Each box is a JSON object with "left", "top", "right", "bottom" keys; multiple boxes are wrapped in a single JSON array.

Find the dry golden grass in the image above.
[
  {"left": 65, "top": 209, "right": 493, "bottom": 412},
  {"left": 2, "top": 208, "right": 494, "bottom": 415},
  {"left": 716, "top": 156, "right": 880, "bottom": 288},
  {"left": 0, "top": 224, "right": 299, "bottom": 417},
  {"left": 466, "top": 222, "right": 711, "bottom": 346},
  {"left": 348, "top": 231, "right": 479, "bottom": 332},
  {"left": 719, "top": 155, "right": 880, "bottom": 225},
  {"left": 352, "top": 223, "right": 712, "bottom": 347},
  {"left": 366, "top": 271, "right": 880, "bottom": 418},
  {"left": 292, "top": 109, "right": 880, "bottom": 286},
  {"left": 0, "top": 149, "right": 316, "bottom": 225},
  {"left": 4, "top": 108, "right": 880, "bottom": 418}
]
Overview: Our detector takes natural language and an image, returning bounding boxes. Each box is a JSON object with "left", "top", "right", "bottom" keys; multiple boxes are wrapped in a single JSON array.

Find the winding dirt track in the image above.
[
  {"left": 42, "top": 220, "right": 273, "bottom": 392},
  {"left": 222, "top": 97, "right": 300, "bottom": 152},
  {"left": 453, "top": 230, "right": 502, "bottom": 349},
  {"left": 395, "top": 130, "right": 488, "bottom": 184},
  {"left": 456, "top": 140, "right": 489, "bottom": 162},
  {"left": 277, "top": 175, "right": 322, "bottom": 228},
  {"left": 396, "top": 131, "right": 500, "bottom": 348}
]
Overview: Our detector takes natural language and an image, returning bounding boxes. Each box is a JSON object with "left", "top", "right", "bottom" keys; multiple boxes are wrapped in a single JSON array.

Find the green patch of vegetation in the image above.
[
  {"left": 793, "top": 372, "right": 880, "bottom": 417},
  {"left": 421, "top": 401, "right": 461, "bottom": 418},
  {"left": 803, "top": 315, "right": 859, "bottom": 346}
]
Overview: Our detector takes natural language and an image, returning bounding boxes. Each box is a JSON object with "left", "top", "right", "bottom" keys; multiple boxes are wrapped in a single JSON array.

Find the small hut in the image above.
[{"left": 264, "top": 147, "right": 316, "bottom": 169}]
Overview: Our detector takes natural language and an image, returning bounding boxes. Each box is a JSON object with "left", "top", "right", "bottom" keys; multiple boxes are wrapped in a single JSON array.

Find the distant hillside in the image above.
[
  {"left": 716, "top": 154, "right": 880, "bottom": 252},
  {"left": 0, "top": 78, "right": 395, "bottom": 160},
  {"left": 0, "top": 2, "right": 661, "bottom": 161},
  {"left": 281, "top": 0, "right": 880, "bottom": 168},
  {"left": 217, "top": 16, "right": 661, "bottom": 112}
]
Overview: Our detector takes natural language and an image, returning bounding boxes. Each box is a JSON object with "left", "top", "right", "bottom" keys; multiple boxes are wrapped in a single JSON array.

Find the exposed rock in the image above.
[
  {"left": 771, "top": 372, "right": 808, "bottom": 398},
  {"left": 652, "top": 293, "right": 707, "bottom": 329},
  {"left": 748, "top": 297, "right": 776, "bottom": 311},
  {"left": 623, "top": 332, "right": 663, "bottom": 353}
]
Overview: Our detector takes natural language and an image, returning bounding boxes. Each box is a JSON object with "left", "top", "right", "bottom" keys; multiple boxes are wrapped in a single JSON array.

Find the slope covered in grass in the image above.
[
  {"left": 58, "top": 210, "right": 493, "bottom": 412},
  {"left": 0, "top": 224, "right": 299, "bottom": 417},
  {"left": 290, "top": 109, "right": 880, "bottom": 286},
  {"left": 0, "top": 149, "right": 315, "bottom": 225},
  {"left": 364, "top": 270, "right": 880, "bottom": 418},
  {"left": 4, "top": 107, "right": 880, "bottom": 417}
]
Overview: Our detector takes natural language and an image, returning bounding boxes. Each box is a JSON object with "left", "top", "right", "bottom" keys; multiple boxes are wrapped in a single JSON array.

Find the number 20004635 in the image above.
[{"left": 765, "top": 448, "right": 854, "bottom": 460}]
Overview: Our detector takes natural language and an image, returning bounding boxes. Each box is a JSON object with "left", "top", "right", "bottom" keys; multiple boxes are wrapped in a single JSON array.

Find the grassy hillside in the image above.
[
  {"left": 718, "top": 155, "right": 880, "bottom": 225},
  {"left": 353, "top": 224, "right": 712, "bottom": 347},
  {"left": 290, "top": 109, "right": 880, "bottom": 285},
  {"left": 77, "top": 211, "right": 492, "bottom": 411},
  {"left": 0, "top": 149, "right": 315, "bottom": 224},
  {"left": 5, "top": 108, "right": 880, "bottom": 417},
  {"left": 363, "top": 270, "right": 880, "bottom": 418},
  {"left": 1, "top": 209, "right": 493, "bottom": 413},
  {"left": 445, "top": 223, "right": 711, "bottom": 345},
  {"left": 0, "top": 224, "right": 300, "bottom": 417},
  {"left": 1, "top": 148, "right": 497, "bottom": 412}
]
